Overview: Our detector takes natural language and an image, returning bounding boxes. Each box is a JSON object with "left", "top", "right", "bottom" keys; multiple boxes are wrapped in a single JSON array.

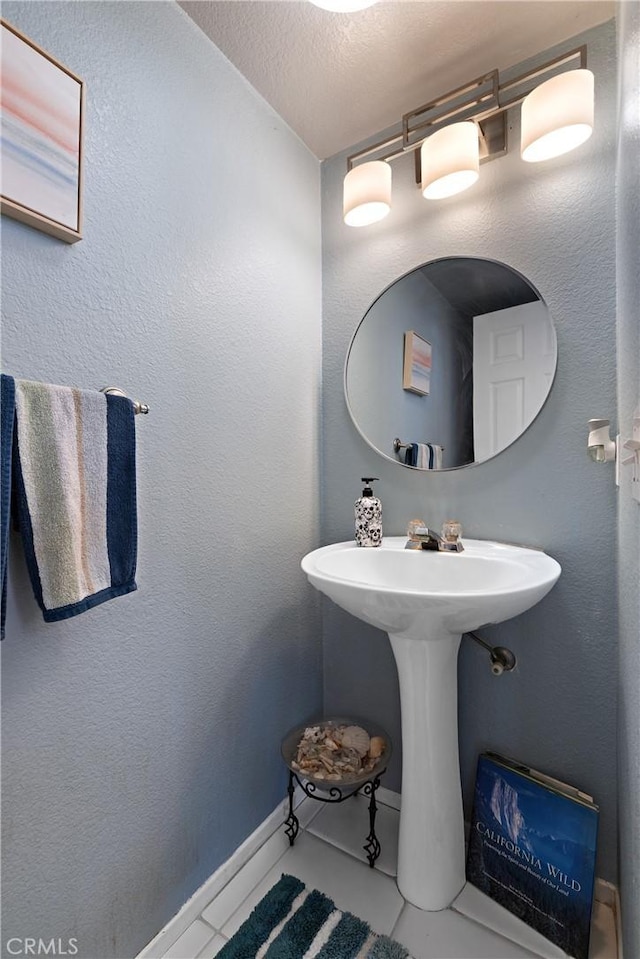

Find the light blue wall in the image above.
[
  {"left": 321, "top": 21, "right": 619, "bottom": 881},
  {"left": 1, "top": 4, "right": 633, "bottom": 951},
  {"left": 347, "top": 270, "right": 470, "bottom": 467},
  {"left": 0, "top": 4, "right": 322, "bottom": 958},
  {"left": 616, "top": 1, "right": 640, "bottom": 953}
]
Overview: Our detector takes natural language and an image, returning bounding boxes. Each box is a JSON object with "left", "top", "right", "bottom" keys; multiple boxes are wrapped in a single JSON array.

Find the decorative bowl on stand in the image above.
[{"left": 280, "top": 717, "right": 392, "bottom": 866}]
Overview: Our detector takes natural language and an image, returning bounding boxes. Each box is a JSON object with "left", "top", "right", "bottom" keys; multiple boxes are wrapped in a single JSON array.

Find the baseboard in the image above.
[
  {"left": 594, "top": 877, "right": 616, "bottom": 907},
  {"left": 594, "top": 879, "right": 623, "bottom": 957},
  {"left": 136, "top": 786, "right": 305, "bottom": 959}
]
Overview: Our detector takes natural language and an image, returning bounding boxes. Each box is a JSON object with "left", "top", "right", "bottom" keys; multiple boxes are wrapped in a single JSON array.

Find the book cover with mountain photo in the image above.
[{"left": 466, "top": 753, "right": 599, "bottom": 959}]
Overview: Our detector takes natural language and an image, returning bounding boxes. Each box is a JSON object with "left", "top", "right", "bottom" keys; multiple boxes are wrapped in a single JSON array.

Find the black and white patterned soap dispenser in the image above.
[{"left": 354, "top": 478, "right": 382, "bottom": 547}]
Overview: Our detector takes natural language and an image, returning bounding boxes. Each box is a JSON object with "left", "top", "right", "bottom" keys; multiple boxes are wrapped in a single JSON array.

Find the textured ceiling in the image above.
[
  {"left": 421, "top": 258, "right": 539, "bottom": 317},
  {"left": 179, "top": 1, "right": 615, "bottom": 159}
]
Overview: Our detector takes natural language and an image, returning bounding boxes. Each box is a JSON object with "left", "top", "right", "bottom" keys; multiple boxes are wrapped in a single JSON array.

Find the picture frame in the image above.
[
  {"left": 1, "top": 19, "right": 84, "bottom": 243},
  {"left": 403, "top": 330, "right": 431, "bottom": 395}
]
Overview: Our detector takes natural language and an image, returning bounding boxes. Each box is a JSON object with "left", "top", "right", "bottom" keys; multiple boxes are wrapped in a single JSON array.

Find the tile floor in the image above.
[{"left": 159, "top": 795, "right": 618, "bottom": 959}]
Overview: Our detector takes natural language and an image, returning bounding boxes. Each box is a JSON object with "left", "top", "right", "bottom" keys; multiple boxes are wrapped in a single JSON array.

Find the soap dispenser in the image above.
[{"left": 355, "top": 478, "right": 382, "bottom": 547}]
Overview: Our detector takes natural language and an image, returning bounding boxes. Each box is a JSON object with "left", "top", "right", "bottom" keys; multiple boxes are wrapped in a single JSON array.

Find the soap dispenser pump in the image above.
[{"left": 355, "top": 478, "right": 382, "bottom": 547}]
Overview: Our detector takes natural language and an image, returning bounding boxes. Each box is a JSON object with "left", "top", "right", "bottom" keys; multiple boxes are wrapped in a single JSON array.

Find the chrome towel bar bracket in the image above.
[{"left": 100, "top": 386, "right": 149, "bottom": 416}]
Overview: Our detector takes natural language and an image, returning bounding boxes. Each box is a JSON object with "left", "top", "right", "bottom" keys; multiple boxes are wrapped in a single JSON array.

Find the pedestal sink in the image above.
[{"left": 301, "top": 537, "right": 561, "bottom": 911}]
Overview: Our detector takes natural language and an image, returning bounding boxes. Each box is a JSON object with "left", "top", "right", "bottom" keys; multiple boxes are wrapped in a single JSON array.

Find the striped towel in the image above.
[
  {"left": 4, "top": 376, "right": 137, "bottom": 631},
  {"left": 425, "top": 443, "right": 443, "bottom": 469},
  {"left": 404, "top": 443, "right": 444, "bottom": 469}
]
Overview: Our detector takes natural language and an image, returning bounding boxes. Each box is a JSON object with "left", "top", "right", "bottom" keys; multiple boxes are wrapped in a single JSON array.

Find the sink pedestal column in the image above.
[{"left": 389, "top": 630, "right": 465, "bottom": 911}]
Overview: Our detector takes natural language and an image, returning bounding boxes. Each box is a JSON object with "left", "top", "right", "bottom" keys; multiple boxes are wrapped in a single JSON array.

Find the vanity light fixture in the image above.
[
  {"left": 421, "top": 121, "right": 480, "bottom": 199},
  {"left": 344, "top": 46, "right": 593, "bottom": 226},
  {"left": 343, "top": 159, "right": 392, "bottom": 226},
  {"left": 521, "top": 69, "right": 594, "bottom": 162}
]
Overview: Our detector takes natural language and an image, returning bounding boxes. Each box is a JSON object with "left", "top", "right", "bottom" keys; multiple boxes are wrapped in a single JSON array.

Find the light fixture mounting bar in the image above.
[
  {"left": 346, "top": 132, "right": 404, "bottom": 171},
  {"left": 497, "top": 45, "right": 587, "bottom": 110},
  {"left": 346, "top": 44, "right": 588, "bottom": 175},
  {"left": 403, "top": 71, "right": 499, "bottom": 149}
]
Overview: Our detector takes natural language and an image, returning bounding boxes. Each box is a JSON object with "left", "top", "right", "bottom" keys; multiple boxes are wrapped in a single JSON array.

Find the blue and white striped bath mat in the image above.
[{"left": 217, "top": 874, "right": 411, "bottom": 959}]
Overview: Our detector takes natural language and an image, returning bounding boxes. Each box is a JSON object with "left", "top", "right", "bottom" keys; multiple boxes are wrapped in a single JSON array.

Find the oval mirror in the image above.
[{"left": 344, "top": 257, "right": 557, "bottom": 471}]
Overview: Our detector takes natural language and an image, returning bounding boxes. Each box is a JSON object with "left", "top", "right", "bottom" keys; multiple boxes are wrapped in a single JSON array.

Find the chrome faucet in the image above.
[{"left": 404, "top": 520, "right": 464, "bottom": 552}]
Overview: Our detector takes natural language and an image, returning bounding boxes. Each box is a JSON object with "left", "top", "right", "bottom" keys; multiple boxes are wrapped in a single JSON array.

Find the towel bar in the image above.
[
  {"left": 101, "top": 386, "right": 149, "bottom": 415},
  {"left": 393, "top": 438, "right": 411, "bottom": 453},
  {"left": 393, "top": 437, "right": 444, "bottom": 453}
]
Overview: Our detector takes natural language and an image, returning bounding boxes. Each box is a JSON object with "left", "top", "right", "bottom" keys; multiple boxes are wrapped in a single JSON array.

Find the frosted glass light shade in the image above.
[
  {"left": 421, "top": 122, "right": 480, "bottom": 200},
  {"left": 343, "top": 161, "right": 391, "bottom": 227},
  {"left": 521, "top": 69, "right": 594, "bottom": 162},
  {"left": 310, "top": 0, "right": 376, "bottom": 9}
]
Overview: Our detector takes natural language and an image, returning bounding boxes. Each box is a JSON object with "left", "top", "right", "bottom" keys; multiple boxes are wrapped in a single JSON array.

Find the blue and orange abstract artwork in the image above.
[
  {"left": 403, "top": 330, "right": 432, "bottom": 395},
  {"left": 1, "top": 21, "right": 83, "bottom": 238}
]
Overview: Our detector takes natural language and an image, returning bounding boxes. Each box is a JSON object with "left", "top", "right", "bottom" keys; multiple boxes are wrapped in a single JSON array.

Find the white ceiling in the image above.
[{"left": 179, "top": 1, "right": 615, "bottom": 160}]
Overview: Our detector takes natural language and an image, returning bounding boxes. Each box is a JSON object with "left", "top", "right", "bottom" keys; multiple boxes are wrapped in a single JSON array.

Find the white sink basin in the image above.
[
  {"left": 301, "top": 537, "right": 561, "bottom": 637},
  {"left": 301, "top": 536, "right": 561, "bottom": 912}
]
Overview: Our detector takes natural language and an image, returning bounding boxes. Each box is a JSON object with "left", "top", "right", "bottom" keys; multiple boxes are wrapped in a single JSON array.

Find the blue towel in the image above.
[
  {"left": 1, "top": 375, "right": 137, "bottom": 636},
  {"left": 1, "top": 375, "right": 16, "bottom": 639},
  {"left": 404, "top": 443, "right": 419, "bottom": 467}
]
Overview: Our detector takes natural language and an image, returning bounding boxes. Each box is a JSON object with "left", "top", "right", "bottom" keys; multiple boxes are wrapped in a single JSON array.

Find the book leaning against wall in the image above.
[{"left": 466, "top": 752, "right": 599, "bottom": 959}]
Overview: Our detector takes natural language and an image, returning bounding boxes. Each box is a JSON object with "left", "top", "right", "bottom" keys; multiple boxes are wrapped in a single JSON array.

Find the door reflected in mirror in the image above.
[{"left": 344, "top": 257, "right": 557, "bottom": 471}]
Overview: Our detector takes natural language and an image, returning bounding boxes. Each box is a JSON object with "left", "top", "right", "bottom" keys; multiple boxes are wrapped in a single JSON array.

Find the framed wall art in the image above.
[
  {"left": 1, "top": 19, "right": 84, "bottom": 243},
  {"left": 403, "top": 330, "right": 432, "bottom": 395}
]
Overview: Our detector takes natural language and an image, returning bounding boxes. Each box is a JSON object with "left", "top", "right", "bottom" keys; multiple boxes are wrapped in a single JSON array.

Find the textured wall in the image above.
[
  {"left": 616, "top": 0, "right": 640, "bottom": 952},
  {"left": 321, "top": 22, "right": 619, "bottom": 881},
  {"left": 0, "top": 4, "right": 322, "bottom": 958}
]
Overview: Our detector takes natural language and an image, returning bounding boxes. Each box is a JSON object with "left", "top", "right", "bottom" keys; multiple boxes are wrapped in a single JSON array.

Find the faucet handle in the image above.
[
  {"left": 440, "top": 520, "right": 464, "bottom": 552},
  {"left": 407, "top": 519, "right": 429, "bottom": 541},
  {"left": 441, "top": 520, "right": 462, "bottom": 543}
]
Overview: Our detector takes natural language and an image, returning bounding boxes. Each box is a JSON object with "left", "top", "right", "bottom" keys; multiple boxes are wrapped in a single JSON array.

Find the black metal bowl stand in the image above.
[{"left": 284, "top": 767, "right": 387, "bottom": 868}]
